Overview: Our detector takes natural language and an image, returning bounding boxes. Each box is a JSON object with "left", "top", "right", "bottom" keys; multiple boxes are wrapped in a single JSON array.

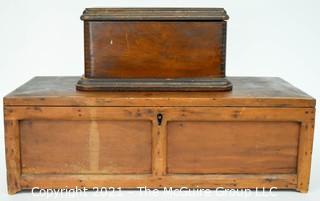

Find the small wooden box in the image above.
[
  {"left": 4, "top": 76, "right": 315, "bottom": 194},
  {"left": 76, "top": 8, "right": 232, "bottom": 91}
]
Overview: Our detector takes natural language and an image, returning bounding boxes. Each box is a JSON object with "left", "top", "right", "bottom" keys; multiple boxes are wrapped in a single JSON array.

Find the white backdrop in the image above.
[{"left": 0, "top": 0, "right": 319, "bottom": 200}]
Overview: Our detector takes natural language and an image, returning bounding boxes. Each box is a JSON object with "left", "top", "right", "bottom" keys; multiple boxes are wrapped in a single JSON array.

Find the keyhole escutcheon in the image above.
[{"left": 157, "top": 113, "right": 163, "bottom": 126}]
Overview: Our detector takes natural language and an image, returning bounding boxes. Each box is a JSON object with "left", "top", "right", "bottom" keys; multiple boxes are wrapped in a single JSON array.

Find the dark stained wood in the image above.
[
  {"left": 79, "top": 8, "right": 230, "bottom": 91},
  {"left": 4, "top": 76, "right": 315, "bottom": 107},
  {"left": 76, "top": 77, "right": 232, "bottom": 91},
  {"left": 84, "top": 21, "right": 226, "bottom": 79},
  {"left": 81, "top": 8, "right": 229, "bottom": 21},
  {"left": 167, "top": 121, "right": 299, "bottom": 174}
]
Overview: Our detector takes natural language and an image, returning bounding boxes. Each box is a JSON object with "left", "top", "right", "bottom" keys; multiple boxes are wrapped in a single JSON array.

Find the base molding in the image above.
[
  {"left": 76, "top": 77, "right": 232, "bottom": 91},
  {"left": 19, "top": 174, "right": 298, "bottom": 191}
]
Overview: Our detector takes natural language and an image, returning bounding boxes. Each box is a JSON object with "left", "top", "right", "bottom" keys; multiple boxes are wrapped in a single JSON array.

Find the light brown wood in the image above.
[
  {"left": 163, "top": 107, "right": 313, "bottom": 122},
  {"left": 3, "top": 77, "right": 316, "bottom": 194},
  {"left": 168, "top": 121, "right": 299, "bottom": 174},
  {"left": 4, "top": 106, "right": 312, "bottom": 121},
  {"left": 4, "top": 120, "right": 21, "bottom": 194},
  {"left": 98, "top": 121, "right": 152, "bottom": 174},
  {"left": 152, "top": 118, "right": 167, "bottom": 176},
  {"left": 297, "top": 120, "right": 315, "bottom": 192},
  {"left": 4, "top": 77, "right": 315, "bottom": 107},
  {"left": 20, "top": 120, "right": 152, "bottom": 174},
  {"left": 20, "top": 174, "right": 297, "bottom": 189},
  {"left": 4, "top": 107, "right": 155, "bottom": 121},
  {"left": 21, "top": 120, "right": 90, "bottom": 174}
]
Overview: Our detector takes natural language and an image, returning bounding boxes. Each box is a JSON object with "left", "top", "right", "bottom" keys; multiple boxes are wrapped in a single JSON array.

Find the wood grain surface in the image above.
[
  {"left": 84, "top": 21, "right": 226, "bottom": 79},
  {"left": 3, "top": 77, "right": 316, "bottom": 194},
  {"left": 168, "top": 121, "right": 299, "bottom": 174},
  {"left": 20, "top": 120, "right": 152, "bottom": 174},
  {"left": 4, "top": 76, "right": 315, "bottom": 107}
]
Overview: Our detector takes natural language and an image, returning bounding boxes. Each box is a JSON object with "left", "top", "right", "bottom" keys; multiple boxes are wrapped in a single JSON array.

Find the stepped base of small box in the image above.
[{"left": 76, "top": 77, "right": 232, "bottom": 91}]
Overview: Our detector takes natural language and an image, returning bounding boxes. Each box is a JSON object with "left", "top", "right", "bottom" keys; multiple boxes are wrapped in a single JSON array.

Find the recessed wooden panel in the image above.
[
  {"left": 98, "top": 121, "right": 152, "bottom": 173},
  {"left": 167, "top": 121, "right": 300, "bottom": 174},
  {"left": 20, "top": 120, "right": 152, "bottom": 174},
  {"left": 85, "top": 21, "right": 225, "bottom": 78}
]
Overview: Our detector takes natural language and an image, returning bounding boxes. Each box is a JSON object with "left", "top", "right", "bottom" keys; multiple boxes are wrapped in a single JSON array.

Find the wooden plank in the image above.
[
  {"left": 164, "top": 107, "right": 313, "bottom": 122},
  {"left": 4, "top": 120, "right": 21, "bottom": 194},
  {"left": 88, "top": 121, "right": 99, "bottom": 171},
  {"left": 4, "top": 106, "right": 313, "bottom": 121},
  {"left": 4, "top": 107, "right": 155, "bottom": 120},
  {"left": 4, "top": 77, "right": 315, "bottom": 107},
  {"left": 19, "top": 174, "right": 297, "bottom": 190},
  {"left": 152, "top": 115, "right": 167, "bottom": 176},
  {"left": 297, "top": 117, "right": 316, "bottom": 192}
]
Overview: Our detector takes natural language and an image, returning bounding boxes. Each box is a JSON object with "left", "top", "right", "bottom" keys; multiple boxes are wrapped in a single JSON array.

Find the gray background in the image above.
[{"left": 0, "top": 0, "right": 319, "bottom": 200}]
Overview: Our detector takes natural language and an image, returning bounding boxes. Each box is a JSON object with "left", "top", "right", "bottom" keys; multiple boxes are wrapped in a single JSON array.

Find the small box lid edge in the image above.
[{"left": 80, "top": 7, "right": 229, "bottom": 21}]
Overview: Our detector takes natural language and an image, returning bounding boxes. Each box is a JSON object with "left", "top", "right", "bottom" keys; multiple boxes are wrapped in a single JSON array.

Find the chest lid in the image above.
[
  {"left": 4, "top": 76, "right": 315, "bottom": 108},
  {"left": 81, "top": 7, "right": 229, "bottom": 21}
]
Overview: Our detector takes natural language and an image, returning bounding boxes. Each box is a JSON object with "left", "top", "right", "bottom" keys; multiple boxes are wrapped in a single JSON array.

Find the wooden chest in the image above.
[
  {"left": 4, "top": 76, "right": 315, "bottom": 194},
  {"left": 76, "top": 8, "right": 232, "bottom": 91}
]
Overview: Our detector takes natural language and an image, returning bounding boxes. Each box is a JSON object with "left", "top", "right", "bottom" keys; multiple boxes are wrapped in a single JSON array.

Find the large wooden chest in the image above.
[{"left": 4, "top": 76, "right": 315, "bottom": 194}]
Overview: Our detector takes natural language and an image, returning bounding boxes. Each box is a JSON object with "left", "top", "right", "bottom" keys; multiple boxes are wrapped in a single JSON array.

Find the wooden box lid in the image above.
[
  {"left": 4, "top": 76, "right": 315, "bottom": 108},
  {"left": 81, "top": 7, "right": 229, "bottom": 21}
]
